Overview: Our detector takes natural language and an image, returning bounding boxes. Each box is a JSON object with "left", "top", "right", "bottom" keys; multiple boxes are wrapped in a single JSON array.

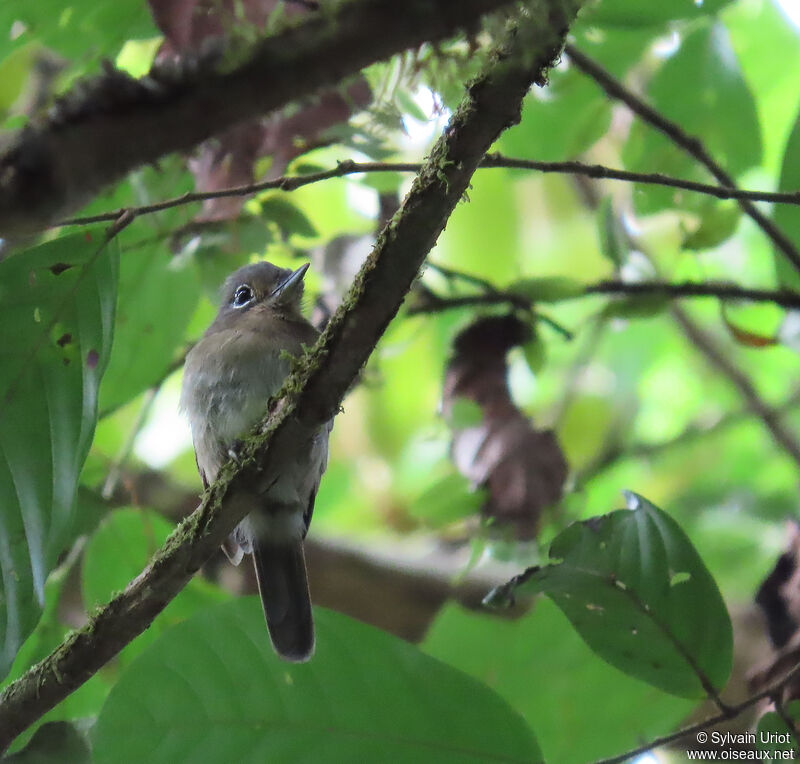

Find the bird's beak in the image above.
[{"left": 272, "top": 263, "right": 309, "bottom": 303}]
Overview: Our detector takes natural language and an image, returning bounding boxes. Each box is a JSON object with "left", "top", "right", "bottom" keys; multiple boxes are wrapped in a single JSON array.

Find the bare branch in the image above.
[
  {"left": 409, "top": 278, "right": 800, "bottom": 314},
  {"left": 481, "top": 155, "right": 800, "bottom": 205},
  {"left": 0, "top": 4, "right": 580, "bottom": 750},
  {"left": 586, "top": 280, "right": 800, "bottom": 310},
  {"left": 577, "top": 386, "right": 800, "bottom": 488},
  {"left": 56, "top": 156, "right": 800, "bottom": 229},
  {"left": 593, "top": 660, "right": 800, "bottom": 764},
  {"left": 671, "top": 305, "right": 800, "bottom": 468}
]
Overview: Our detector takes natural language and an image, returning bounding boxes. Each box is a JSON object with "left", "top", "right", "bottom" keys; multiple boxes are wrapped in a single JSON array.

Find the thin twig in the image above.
[
  {"left": 410, "top": 279, "right": 800, "bottom": 314},
  {"left": 587, "top": 280, "right": 800, "bottom": 310},
  {"left": 55, "top": 157, "right": 800, "bottom": 229},
  {"left": 593, "top": 661, "right": 800, "bottom": 764},
  {"left": 408, "top": 291, "right": 529, "bottom": 313},
  {"left": 577, "top": 386, "right": 800, "bottom": 488},
  {"left": 482, "top": 154, "right": 800, "bottom": 205},
  {"left": 57, "top": 162, "right": 416, "bottom": 227},
  {"left": 671, "top": 305, "right": 800, "bottom": 468},
  {"left": 565, "top": 44, "right": 800, "bottom": 277}
]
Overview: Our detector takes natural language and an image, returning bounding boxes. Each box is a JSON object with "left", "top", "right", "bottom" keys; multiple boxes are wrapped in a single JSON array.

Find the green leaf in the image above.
[
  {"left": 623, "top": 23, "right": 761, "bottom": 216},
  {"left": 0, "top": 0, "right": 156, "bottom": 65},
  {"left": 92, "top": 601, "right": 541, "bottom": 763},
  {"left": 82, "top": 508, "right": 228, "bottom": 665},
  {"left": 756, "top": 702, "right": 800, "bottom": 760},
  {"left": 0, "top": 43, "right": 37, "bottom": 116},
  {"left": 434, "top": 169, "right": 519, "bottom": 284},
  {"left": 556, "top": 395, "right": 616, "bottom": 471},
  {"left": 99, "top": 245, "right": 198, "bottom": 415},
  {"left": 725, "top": 0, "right": 800, "bottom": 176},
  {"left": 4, "top": 722, "right": 90, "bottom": 764},
  {"left": 499, "top": 68, "right": 611, "bottom": 161},
  {"left": 409, "top": 472, "right": 487, "bottom": 528},
  {"left": 395, "top": 89, "right": 427, "bottom": 123},
  {"left": 359, "top": 170, "right": 404, "bottom": 194},
  {"left": 681, "top": 201, "right": 741, "bottom": 251},
  {"left": 424, "top": 601, "right": 694, "bottom": 764},
  {"left": 445, "top": 398, "right": 483, "bottom": 428},
  {"left": 774, "top": 105, "right": 800, "bottom": 288},
  {"left": 580, "top": 0, "right": 734, "bottom": 27},
  {"left": 0, "top": 551, "right": 111, "bottom": 753},
  {"left": 597, "top": 197, "right": 629, "bottom": 268},
  {"left": 4, "top": 492, "right": 103, "bottom": 681},
  {"left": 523, "top": 331, "right": 546, "bottom": 375},
  {"left": 485, "top": 493, "right": 733, "bottom": 698},
  {"left": 510, "top": 276, "right": 585, "bottom": 303},
  {"left": 260, "top": 196, "right": 319, "bottom": 240},
  {"left": 569, "top": 26, "right": 658, "bottom": 78},
  {"left": 0, "top": 232, "right": 118, "bottom": 680}
]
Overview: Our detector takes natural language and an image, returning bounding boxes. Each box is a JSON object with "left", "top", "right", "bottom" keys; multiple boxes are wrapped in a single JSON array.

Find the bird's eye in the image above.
[{"left": 232, "top": 285, "right": 254, "bottom": 308}]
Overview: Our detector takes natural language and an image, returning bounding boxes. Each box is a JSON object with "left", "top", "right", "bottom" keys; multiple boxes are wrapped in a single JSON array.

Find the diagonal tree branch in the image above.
[
  {"left": 0, "top": 1, "right": 581, "bottom": 751},
  {"left": 592, "top": 660, "right": 800, "bottom": 764},
  {"left": 671, "top": 304, "right": 800, "bottom": 468},
  {"left": 0, "top": 0, "right": 518, "bottom": 238},
  {"left": 576, "top": 386, "right": 800, "bottom": 489},
  {"left": 565, "top": 44, "right": 800, "bottom": 278}
]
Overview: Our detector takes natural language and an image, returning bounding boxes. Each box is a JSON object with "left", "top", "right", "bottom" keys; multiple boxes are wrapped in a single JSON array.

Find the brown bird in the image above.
[{"left": 180, "top": 261, "right": 330, "bottom": 661}]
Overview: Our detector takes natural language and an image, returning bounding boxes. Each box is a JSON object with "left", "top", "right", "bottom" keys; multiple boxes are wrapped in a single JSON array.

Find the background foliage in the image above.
[{"left": 2, "top": 0, "right": 800, "bottom": 761}]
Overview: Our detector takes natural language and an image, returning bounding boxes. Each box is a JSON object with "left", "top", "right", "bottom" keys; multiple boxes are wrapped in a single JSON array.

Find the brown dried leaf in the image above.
[
  {"left": 147, "top": 0, "right": 371, "bottom": 221},
  {"left": 750, "top": 522, "right": 800, "bottom": 702},
  {"left": 149, "top": 0, "right": 304, "bottom": 53},
  {"left": 443, "top": 315, "right": 568, "bottom": 539},
  {"left": 756, "top": 521, "right": 800, "bottom": 649}
]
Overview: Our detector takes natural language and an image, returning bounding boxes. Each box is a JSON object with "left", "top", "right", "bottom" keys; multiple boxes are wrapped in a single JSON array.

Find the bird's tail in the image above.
[{"left": 252, "top": 540, "right": 315, "bottom": 662}]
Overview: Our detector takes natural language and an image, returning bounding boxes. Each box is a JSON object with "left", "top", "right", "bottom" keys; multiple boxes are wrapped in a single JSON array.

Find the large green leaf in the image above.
[
  {"left": 0, "top": 542, "right": 111, "bottom": 754},
  {"left": 0, "top": 0, "right": 156, "bottom": 64},
  {"left": 726, "top": 0, "right": 800, "bottom": 172},
  {"left": 499, "top": 68, "right": 611, "bottom": 161},
  {"left": 623, "top": 23, "right": 761, "bottom": 216},
  {"left": 92, "top": 601, "right": 541, "bottom": 763},
  {"left": 99, "top": 245, "right": 198, "bottom": 415},
  {"left": 0, "top": 232, "right": 118, "bottom": 679},
  {"left": 774, "top": 106, "right": 800, "bottom": 288},
  {"left": 756, "top": 702, "right": 800, "bottom": 760},
  {"left": 486, "top": 493, "right": 733, "bottom": 698},
  {"left": 4, "top": 722, "right": 90, "bottom": 764},
  {"left": 82, "top": 508, "right": 228, "bottom": 665},
  {"left": 424, "top": 600, "right": 694, "bottom": 764},
  {"left": 580, "top": 0, "right": 735, "bottom": 27}
]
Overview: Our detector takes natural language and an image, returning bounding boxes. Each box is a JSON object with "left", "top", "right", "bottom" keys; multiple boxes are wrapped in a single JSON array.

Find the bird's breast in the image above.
[{"left": 182, "top": 331, "right": 291, "bottom": 445}]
